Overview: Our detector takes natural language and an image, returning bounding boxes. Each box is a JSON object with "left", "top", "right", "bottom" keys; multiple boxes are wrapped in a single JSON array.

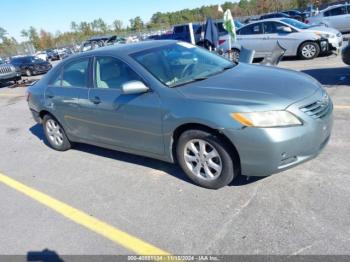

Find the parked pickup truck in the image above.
[
  {"left": 0, "top": 61, "right": 21, "bottom": 84},
  {"left": 150, "top": 23, "right": 203, "bottom": 44}
]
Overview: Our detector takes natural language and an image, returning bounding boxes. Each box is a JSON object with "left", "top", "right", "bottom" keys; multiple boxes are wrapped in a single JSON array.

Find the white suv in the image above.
[{"left": 306, "top": 4, "right": 350, "bottom": 33}]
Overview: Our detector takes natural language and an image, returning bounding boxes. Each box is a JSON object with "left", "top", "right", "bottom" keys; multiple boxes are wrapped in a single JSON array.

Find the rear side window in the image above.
[
  {"left": 324, "top": 6, "right": 347, "bottom": 16},
  {"left": 62, "top": 59, "right": 89, "bottom": 87},
  {"left": 237, "top": 23, "right": 262, "bottom": 35},
  {"left": 49, "top": 58, "right": 90, "bottom": 87},
  {"left": 48, "top": 68, "right": 62, "bottom": 86}
]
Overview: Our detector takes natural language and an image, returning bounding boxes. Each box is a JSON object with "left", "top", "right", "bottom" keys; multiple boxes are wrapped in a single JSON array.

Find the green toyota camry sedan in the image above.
[{"left": 27, "top": 40, "right": 333, "bottom": 189}]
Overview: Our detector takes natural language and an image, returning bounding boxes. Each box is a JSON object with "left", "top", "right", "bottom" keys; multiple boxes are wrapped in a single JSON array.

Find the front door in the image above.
[
  {"left": 79, "top": 56, "right": 164, "bottom": 155},
  {"left": 262, "top": 22, "right": 298, "bottom": 56}
]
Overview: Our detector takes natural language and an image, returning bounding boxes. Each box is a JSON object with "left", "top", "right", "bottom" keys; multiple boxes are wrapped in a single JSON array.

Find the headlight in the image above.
[
  {"left": 315, "top": 32, "right": 335, "bottom": 39},
  {"left": 231, "top": 111, "right": 302, "bottom": 128}
]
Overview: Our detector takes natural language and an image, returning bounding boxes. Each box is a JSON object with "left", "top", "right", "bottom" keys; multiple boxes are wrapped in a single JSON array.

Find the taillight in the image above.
[
  {"left": 26, "top": 91, "right": 31, "bottom": 102},
  {"left": 218, "top": 39, "right": 226, "bottom": 45}
]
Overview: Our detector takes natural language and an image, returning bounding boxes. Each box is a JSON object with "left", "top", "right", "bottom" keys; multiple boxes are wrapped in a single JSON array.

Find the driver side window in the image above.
[{"left": 94, "top": 57, "right": 142, "bottom": 89}]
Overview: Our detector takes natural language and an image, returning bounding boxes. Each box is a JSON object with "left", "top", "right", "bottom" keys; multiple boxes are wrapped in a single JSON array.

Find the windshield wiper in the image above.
[
  {"left": 222, "top": 64, "right": 235, "bottom": 71},
  {"left": 169, "top": 76, "right": 208, "bottom": 88},
  {"left": 169, "top": 64, "right": 235, "bottom": 88}
]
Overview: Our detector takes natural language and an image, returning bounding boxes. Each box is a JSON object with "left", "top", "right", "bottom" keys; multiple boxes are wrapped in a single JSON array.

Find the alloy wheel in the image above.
[
  {"left": 45, "top": 119, "right": 64, "bottom": 146},
  {"left": 301, "top": 44, "right": 317, "bottom": 59},
  {"left": 183, "top": 139, "right": 222, "bottom": 181}
]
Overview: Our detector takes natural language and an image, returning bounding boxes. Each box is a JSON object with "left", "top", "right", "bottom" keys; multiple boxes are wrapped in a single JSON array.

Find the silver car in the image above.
[
  {"left": 27, "top": 41, "right": 333, "bottom": 189},
  {"left": 219, "top": 18, "right": 330, "bottom": 60},
  {"left": 306, "top": 4, "right": 350, "bottom": 33}
]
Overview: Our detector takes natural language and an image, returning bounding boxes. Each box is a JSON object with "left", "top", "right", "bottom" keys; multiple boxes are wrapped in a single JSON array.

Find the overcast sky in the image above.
[{"left": 1, "top": 0, "right": 228, "bottom": 41}]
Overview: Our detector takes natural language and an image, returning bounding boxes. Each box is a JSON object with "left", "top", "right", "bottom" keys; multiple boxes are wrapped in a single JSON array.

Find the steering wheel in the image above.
[{"left": 180, "top": 63, "right": 195, "bottom": 78}]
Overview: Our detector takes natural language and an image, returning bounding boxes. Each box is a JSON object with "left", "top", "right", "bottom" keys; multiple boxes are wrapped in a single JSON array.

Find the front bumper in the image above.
[
  {"left": 30, "top": 109, "right": 42, "bottom": 124},
  {"left": 0, "top": 72, "right": 21, "bottom": 83},
  {"left": 223, "top": 92, "right": 333, "bottom": 177},
  {"left": 319, "top": 39, "right": 329, "bottom": 53},
  {"left": 328, "top": 36, "right": 343, "bottom": 52}
]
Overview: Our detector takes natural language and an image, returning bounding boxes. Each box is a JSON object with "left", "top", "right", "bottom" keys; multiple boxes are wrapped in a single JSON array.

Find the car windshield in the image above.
[
  {"left": 281, "top": 18, "right": 311, "bottom": 29},
  {"left": 29, "top": 56, "right": 44, "bottom": 63},
  {"left": 132, "top": 42, "right": 235, "bottom": 88}
]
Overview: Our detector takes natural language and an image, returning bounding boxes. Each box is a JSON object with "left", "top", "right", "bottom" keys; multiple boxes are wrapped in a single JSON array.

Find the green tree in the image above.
[
  {"left": 129, "top": 16, "right": 144, "bottom": 32},
  {"left": 0, "top": 27, "right": 7, "bottom": 41},
  {"left": 113, "top": 19, "right": 123, "bottom": 32}
]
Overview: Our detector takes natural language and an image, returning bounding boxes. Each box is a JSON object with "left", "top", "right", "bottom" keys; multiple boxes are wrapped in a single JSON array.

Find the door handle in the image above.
[{"left": 90, "top": 96, "right": 101, "bottom": 104}]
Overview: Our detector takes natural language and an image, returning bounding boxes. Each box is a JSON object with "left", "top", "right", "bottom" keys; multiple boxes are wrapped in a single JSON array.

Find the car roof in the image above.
[
  {"left": 242, "top": 18, "right": 289, "bottom": 26},
  {"left": 321, "top": 4, "right": 349, "bottom": 12},
  {"left": 68, "top": 40, "right": 179, "bottom": 59}
]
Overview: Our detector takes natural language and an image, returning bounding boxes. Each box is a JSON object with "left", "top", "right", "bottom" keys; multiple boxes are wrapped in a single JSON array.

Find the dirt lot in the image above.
[{"left": 0, "top": 54, "right": 349, "bottom": 258}]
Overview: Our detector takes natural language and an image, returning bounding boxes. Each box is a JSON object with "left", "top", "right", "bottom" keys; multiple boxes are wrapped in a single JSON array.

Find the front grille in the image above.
[
  {"left": 300, "top": 94, "right": 331, "bottom": 119},
  {"left": 0, "top": 66, "right": 12, "bottom": 74}
]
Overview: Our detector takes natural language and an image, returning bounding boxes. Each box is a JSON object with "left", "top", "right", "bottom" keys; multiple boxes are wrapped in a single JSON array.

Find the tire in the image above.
[
  {"left": 42, "top": 114, "right": 71, "bottom": 151},
  {"left": 176, "top": 129, "right": 237, "bottom": 189},
  {"left": 231, "top": 48, "right": 240, "bottom": 63},
  {"left": 298, "top": 41, "right": 320, "bottom": 60},
  {"left": 25, "top": 69, "right": 32, "bottom": 77}
]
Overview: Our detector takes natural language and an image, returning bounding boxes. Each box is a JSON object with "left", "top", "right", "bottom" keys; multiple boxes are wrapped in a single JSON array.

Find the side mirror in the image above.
[
  {"left": 281, "top": 27, "right": 292, "bottom": 33},
  {"left": 121, "top": 81, "right": 149, "bottom": 95}
]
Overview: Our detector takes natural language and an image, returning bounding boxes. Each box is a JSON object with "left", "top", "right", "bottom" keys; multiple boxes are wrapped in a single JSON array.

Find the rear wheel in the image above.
[
  {"left": 42, "top": 114, "right": 71, "bottom": 151},
  {"left": 298, "top": 42, "right": 320, "bottom": 60},
  {"left": 176, "top": 129, "right": 237, "bottom": 189}
]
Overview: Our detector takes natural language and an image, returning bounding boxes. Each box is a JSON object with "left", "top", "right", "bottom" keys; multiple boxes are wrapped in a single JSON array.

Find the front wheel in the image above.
[
  {"left": 42, "top": 114, "right": 71, "bottom": 151},
  {"left": 231, "top": 48, "right": 240, "bottom": 63},
  {"left": 25, "top": 69, "right": 32, "bottom": 77},
  {"left": 176, "top": 130, "right": 237, "bottom": 189},
  {"left": 298, "top": 42, "right": 320, "bottom": 60}
]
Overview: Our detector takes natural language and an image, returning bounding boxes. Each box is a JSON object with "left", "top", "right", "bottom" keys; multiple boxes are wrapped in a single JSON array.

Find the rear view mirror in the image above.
[{"left": 121, "top": 81, "right": 149, "bottom": 95}]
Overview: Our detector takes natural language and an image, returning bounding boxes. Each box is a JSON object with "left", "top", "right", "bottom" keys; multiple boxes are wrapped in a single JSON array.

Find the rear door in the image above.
[
  {"left": 237, "top": 23, "right": 265, "bottom": 57},
  {"left": 44, "top": 57, "right": 91, "bottom": 138},
  {"left": 78, "top": 56, "right": 164, "bottom": 155}
]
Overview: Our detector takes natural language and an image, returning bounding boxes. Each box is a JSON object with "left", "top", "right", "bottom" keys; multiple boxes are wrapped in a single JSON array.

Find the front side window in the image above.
[
  {"left": 94, "top": 57, "right": 142, "bottom": 89},
  {"left": 132, "top": 42, "right": 234, "bottom": 88},
  {"left": 324, "top": 6, "right": 347, "bottom": 17},
  {"left": 61, "top": 59, "right": 89, "bottom": 87},
  {"left": 237, "top": 23, "right": 262, "bottom": 35}
]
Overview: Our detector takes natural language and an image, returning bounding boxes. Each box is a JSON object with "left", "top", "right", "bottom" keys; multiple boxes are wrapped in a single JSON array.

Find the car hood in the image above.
[
  {"left": 304, "top": 26, "right": 340, "bottom": 35},
  {"left": 177, "top": 63, "right": 321, "bottom": 110}
]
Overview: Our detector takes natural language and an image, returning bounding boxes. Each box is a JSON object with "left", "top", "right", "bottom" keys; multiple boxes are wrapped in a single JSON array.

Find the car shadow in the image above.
[
  {"left": 0, "top": 81, "right": 17, "bottom": 88},
  {"left": 302, "top": 67, "right": 350, "bottom": 86},
  {"left": 27, "top": 249, "right": 64, "bottom": 262},
  {"left": 29, "top": 123, "right": 263, "bottom": 188}
]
